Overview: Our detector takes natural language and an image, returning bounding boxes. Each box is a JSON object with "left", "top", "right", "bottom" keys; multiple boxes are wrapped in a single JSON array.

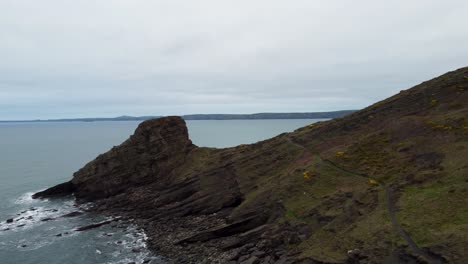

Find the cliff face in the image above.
[
  {"left": 34, "top": 117, "right": 194, "bottom": 200},
  {"left": 70, "top": 116, "right": 195, "bottom": 201},
  {"left": 36, "top": 67, "right": 468, "bottom": 264}
]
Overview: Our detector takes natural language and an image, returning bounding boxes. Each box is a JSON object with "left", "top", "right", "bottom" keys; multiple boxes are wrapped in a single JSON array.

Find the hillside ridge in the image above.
[{"left": 35, "top": 67, "right": 468, "bottom": 263}]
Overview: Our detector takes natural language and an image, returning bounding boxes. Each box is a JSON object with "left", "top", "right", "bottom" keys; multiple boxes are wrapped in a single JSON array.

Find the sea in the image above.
[{"left": 0, "top": 119, "right": 323, "bottom": 264}]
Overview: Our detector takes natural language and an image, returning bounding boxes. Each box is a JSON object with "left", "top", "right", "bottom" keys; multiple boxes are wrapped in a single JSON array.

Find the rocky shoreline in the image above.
[
  {"left": 30, "top": 116, "right": 415, "bottom": 264},
  {"left": 94, "top": 206, "right": 309, "bottom": 264},
  {"left": 33, "top": 116, "right": 326, "bottom": 263}
]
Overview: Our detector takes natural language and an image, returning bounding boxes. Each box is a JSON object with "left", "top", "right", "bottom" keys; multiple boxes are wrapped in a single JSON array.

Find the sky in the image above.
[{"left": 1, "top": 0, "right": 468, "bottom": 120}]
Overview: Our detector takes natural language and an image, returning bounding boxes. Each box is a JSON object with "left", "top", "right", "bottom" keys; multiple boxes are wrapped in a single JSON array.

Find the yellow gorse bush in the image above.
[
  {"left": 238, "top": 144, "right": 248, "bottom": 150},
  {"left": 368, "top": 179, "right": 378, "bottom": 185},
  {"left": 336, "top": 152, "right": 345, "bottom": 157}
]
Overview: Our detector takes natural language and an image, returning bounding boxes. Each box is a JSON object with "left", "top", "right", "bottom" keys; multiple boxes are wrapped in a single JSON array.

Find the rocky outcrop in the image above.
[
  {"left": 34, "top": 115, "right": 302, "bottom": 262},
  {"left": 32, "top": 181, "right": 75, "bottom": 199},
  {"left": 70, "top": 116, "right": 195, "bottom": 201}
]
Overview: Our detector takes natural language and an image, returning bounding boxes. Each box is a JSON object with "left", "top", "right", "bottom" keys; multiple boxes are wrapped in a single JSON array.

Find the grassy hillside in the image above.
[
  {"left": 37, "top": 67, "right": 467, "bottom": 263},
  {"left": 171, "top": 67, "right": 468, "bottom": 263}
]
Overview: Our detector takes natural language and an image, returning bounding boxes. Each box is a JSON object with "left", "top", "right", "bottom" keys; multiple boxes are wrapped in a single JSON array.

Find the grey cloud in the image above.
[{"left": 1, "top": 0, "right": 467, "bottom": 119}]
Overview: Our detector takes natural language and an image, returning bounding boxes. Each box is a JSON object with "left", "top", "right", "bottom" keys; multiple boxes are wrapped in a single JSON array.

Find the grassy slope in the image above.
[
  {"left": 296, "top": 68, "right": 468, "bottom": 262},
  {"left": 289, "top": 68, "right": 468, "bottom": 263},
  {"left": 177, "top": 68, "right": 468, "bottom": 263}
]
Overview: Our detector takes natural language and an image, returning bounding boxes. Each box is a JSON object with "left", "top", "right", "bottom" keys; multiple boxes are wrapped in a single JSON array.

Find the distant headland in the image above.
[{"left": 0, "top": 110, "right": 356, "bottom": 123}]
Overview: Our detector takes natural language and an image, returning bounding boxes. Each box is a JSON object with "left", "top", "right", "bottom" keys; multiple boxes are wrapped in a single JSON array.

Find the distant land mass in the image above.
[{"left": 0, "top": 110, "right": 356, "bottom": 123}]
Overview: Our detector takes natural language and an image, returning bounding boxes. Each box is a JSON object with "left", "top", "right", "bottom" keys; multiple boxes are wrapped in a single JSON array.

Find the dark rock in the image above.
[
  {"left": 244, "top": 243, "right": 255, "bottom": 249},
  {"left": 238, "top": 255, "right": 251, "bottom": 262},
  {"left": 274, "top": 256, "right": 289, "bottom": 264},
  {"left": 412, "top": 152, "right": 445, "bottom": 170},
  {"left": 241, "top": 256, "right": 260, "bottom": 264},
  {"left": 76, "top": 218, "right": 119, "bottom": 231},
  {"left": 176, "top": 217, "right": 263, "bottom": 244},
  {"left": 261, "top": 256, "right": 272, "bottom": 264},
  {"left": 61, "top": 211, "right": 83, "bottom": 218},
  {"left": 274, "top": 249, "right": 286, "bottom": 257},
  {"left": 32, "top": 181, "right": 75, "bottom": 199},
  {"left": 227, "top": 249, "right": 242, "bottom": 261},
  {"left": 6, "top": 218, "right": 13, "bottom": 223},
  {"left": 69, "top": 117, "right": 196, "bottom": 201},
  {"left": 251, "top": 250, "right": 266, "bottom": 258},
  {"left": 17, "top": 224, "right": 25, "bottom": 227},
  {"left": 41, "top": 217, "right": 54, "bottom": 222},
  {"left": 56, "top": 233, "right": 62, "bottom": 237},
  {"left": 132, "top": 247, "right": 142, "bottom": 253}
]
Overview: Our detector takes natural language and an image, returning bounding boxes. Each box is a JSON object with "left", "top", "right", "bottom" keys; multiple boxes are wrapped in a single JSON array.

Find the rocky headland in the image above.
[{"left": 35, "top": 67, "right": 468, "bottom": 263}]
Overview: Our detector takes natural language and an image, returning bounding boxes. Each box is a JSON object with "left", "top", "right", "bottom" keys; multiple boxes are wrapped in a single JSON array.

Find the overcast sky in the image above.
[{"left": 1, "top": 0, "right": 467, "bottom": 120}]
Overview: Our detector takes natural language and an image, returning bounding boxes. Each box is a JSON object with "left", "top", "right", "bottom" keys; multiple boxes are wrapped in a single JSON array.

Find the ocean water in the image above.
[{"left": 0, "top": 119, "right": 323, "bottom": 264}]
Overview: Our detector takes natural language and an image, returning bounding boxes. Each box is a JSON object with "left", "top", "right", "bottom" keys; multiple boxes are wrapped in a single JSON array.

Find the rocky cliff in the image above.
[{"left": 36, "top": 67, "right": 468, "bottom": 264}]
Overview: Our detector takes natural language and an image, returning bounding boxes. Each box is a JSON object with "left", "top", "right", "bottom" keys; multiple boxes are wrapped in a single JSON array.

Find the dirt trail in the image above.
[
  {"left": 385, "top": 186, "right": 443, "bottom": 264},
  {"left": 285, "top": 137, "right": 444, "bottom": 264}
]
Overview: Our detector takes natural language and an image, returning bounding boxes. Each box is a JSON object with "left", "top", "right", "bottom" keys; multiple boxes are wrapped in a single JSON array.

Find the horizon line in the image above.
[{"left": 0, "top": 110, "right": 357, "bottom": 123}]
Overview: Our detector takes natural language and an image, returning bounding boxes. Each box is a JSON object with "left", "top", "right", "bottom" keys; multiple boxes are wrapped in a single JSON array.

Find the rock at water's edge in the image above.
[{"left": 32, "top": 181, "right": 75, "bottom": 199}]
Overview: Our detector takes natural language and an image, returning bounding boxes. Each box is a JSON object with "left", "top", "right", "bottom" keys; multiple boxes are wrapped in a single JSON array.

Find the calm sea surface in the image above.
[{"left": 0, "top": 119, "right": 323, "bottom": 264}]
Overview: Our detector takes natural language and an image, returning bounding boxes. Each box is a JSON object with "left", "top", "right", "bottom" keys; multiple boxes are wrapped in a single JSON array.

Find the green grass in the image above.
[{"left": 396, "top": 178, "right": 468, "bottom": 246}]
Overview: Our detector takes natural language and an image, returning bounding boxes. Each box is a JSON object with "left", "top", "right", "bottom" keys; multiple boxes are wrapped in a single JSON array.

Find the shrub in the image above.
[
  {"left": 368, "top": 179, "right": 378, "bottom": 185},
  {"left": 336, "top": 152, "right": 345, "bottom": 158}
]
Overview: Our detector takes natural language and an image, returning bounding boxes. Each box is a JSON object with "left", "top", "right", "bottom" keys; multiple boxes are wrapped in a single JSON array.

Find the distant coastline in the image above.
[{"left": 0, "top": 110, "right": 356, "bottom": 123}]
